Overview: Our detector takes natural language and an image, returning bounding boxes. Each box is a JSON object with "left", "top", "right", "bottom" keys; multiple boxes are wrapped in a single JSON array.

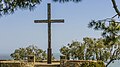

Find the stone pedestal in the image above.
[
  {"left": 60, "top": 55, "right": 66, "bottom": 67},
  {"left": 27, "top": 55, "right": 35, "bottom": 67},
  {"left": 28, "top": 55, "right": 35, "bottom": 62}
]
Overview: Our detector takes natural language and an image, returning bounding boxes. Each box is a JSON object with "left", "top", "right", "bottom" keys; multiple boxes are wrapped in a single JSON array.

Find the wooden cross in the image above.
[{"left": 34, "top": 3, "right": 64, "bottom": 64}]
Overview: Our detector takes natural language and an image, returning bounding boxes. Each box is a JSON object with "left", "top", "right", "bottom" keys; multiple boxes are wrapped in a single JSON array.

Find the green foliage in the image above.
[
  {"left": 88, "top": 19, "right": 120, "bottom": 66},
  {"left": 88, "top": 19, "right": 120, "bottom": 46},
  {"left": 60, "top": 38, "right": 108, "bottom": 61},
  {"left": 60, "top": 44, "right": 70, "bottom": 60},
  {"left": 0, "top": 0, "right": 81, "bottom": 16},
  {"left": 60, "top": 41, "right": 84, "bottom": 60},
  {"left": 0, "top": 0, "right": 41, "bottom": 16},
  {"left": 10, "top": 45, "right": 47, "bottom": 61},
  {"left": 60, "top": 36, "right": 120, "bottom": 66}
]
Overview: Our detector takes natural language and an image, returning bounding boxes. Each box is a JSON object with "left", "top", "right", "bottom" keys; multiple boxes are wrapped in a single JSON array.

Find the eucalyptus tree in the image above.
[
  {"left": 68, "top": 41, "right": 78, "bottom": 60},
  {"left": 83, "top": 37, "right": 95, "bottom": 60},
  {"left": 60, "top": 37, "right": 106, "bottom": 61},
  {"left": 60, "top": 41, "right": 85, "bottom": 60},
  {"left": 60, "top": 44, "right": 70, "bottom": 60},
  {"left": 76, "top": 42, "right": 85, "bottom": 60},
  {"left": 60, "top": 36, "right": 120, "bottom": 67},
  {"left": 11, "top": 45, "right": 47, "bottom": 61},
  {"left": 82, "top": 37, "right": 107, "bottom": 61}
]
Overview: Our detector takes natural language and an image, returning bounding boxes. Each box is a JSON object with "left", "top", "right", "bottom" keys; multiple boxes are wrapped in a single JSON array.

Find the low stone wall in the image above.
[
  {"left": 60, "top": 55, "right": 105, "bottom": 67},
  {"left": 0, "top": 60, "right": 60, "bottom": 67},
  {"left": 60, "top": 60, "right": 105, "bottom": 67},
  {"left": 0, "top": 58, "right": 105, "bottom": 67},
  {"left": 0, "top": 60, "right": 34, "bottom": 67}
]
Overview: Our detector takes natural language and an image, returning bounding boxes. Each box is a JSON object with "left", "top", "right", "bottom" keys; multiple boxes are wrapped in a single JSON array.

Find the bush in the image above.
[{"left": 81, "top": 61, "right": 105, "bottom": 67}]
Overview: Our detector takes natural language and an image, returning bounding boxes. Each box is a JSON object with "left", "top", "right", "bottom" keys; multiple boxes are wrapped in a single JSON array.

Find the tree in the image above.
[
  {"left": 0, "top": 0, "right": 41, "bottom": 16},
  {"left": 68, "top": 41, "right": 82, "bottom": 60},
  {"left": 88, "top": 19, "right": 120, "bottom": 67},
  {"left": 0, "top": 0, "right": 119, "bottom": 18},
  {"left": 81, "top": 37, "right": 107, "bottom": 61},
  {"left": 60, "top": 39, "right": 91, "bottom": 60},
  {"left": 111, "top": 0, "right": 120, "bottom": 17},
  {"left": 88, "top": 19, "right": 120, "bottom": 46},
  {"left": 60, "top": 36, "right": 120, "bottom": 67},
  {"left": 59, "top": 39, "right": 87, "bottom": 60},
  {"left": 55, "top": 0, "right": 120, "bottom": 66},
  {"left": 10, "top": 45, "right": 47, "bottom": 61},
  {"left": 60, "top": 44, "right": 70, "bottom": 60},
  {"left": 54, "top": 0, "right": 120, "bottom": 66}
]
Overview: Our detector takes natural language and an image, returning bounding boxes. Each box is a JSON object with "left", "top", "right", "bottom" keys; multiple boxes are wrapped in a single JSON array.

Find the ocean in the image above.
[
  {"left": 0, "top": 53, "right": 120, "bottom": 67},
  {"left": 0, "top": 54, "right": 11, "bottom": 60}
]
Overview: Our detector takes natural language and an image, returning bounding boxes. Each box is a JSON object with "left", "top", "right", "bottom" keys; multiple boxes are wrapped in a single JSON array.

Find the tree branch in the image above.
[
  {"left": 111, "top": 0, "right": 120, "bottom": 16},
  {"left": 106, "top": 59, "right": 114, "bottom": 67}
]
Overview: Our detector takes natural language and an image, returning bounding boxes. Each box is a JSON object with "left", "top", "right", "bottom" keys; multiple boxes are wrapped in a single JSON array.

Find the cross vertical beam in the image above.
[
  {"left": 34, "top": 3, "right": 64, "bottom": 64},
  {"left": 47, "top": 3, "right": 51, "bottom": 64}
]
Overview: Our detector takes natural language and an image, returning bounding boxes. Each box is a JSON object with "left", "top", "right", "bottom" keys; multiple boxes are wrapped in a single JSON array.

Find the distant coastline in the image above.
[
  {"left": 0, "top": 54, "right": 11, "bottom": 60},
  {"left": 0, "top": 53, "right": 61, "bottom": 60}
]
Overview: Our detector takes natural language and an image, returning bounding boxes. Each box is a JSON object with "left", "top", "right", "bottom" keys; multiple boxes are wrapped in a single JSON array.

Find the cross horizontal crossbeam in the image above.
[{"left": 34, "top": 20, "right": 64, "bottom": 23}]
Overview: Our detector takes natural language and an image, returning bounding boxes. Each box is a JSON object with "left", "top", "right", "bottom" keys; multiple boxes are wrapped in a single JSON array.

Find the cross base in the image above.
[{"left": 47, "top": 48, "right": 52, "bottom": 64}]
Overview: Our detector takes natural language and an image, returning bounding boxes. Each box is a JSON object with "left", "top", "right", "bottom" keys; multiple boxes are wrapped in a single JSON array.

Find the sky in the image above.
[{"left": 0, "top": 0, "right": 118, "bottom": 55}]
